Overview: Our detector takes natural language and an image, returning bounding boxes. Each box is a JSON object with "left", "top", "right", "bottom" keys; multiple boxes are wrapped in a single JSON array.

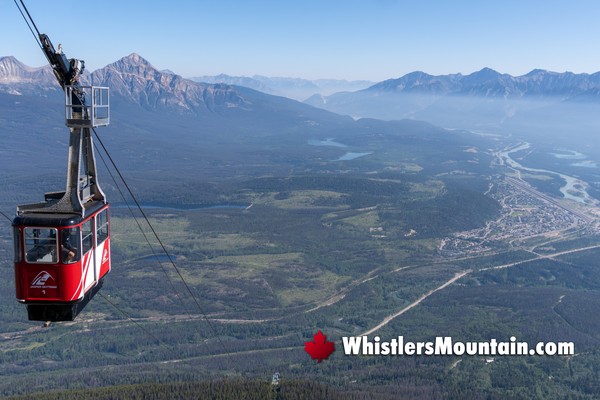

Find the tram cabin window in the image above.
[
  {"left": 61, "top": 227, "right": 80, "bottom": 263},
  {"left": 96, "top": 209, "right": 109, "bottom": 244},
  {"left": 25, "top": 228, "right": 58, "bottom": 263},
  {"left": 13, "top": 227, "right": 22, "bottom": 263},
  {"left": 82, "top": 219, "right": 94, "bottom": 255}
]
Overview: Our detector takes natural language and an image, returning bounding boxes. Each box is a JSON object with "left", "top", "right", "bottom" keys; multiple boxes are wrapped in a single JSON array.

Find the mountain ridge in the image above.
[
  {"left": 190, "top": 73, "right": 374, "bottom": 100},
  {"left": 359, "top": 67, "right": 600, "bottom": 99},
  {"left": 5, "top": 54, "right": 600, "bottom": 105},
  {"left": 0, "top": 54, "right": 258, "bottom": 114},
  {"left": 87, "top": 53, "right": 251, "bottom": 113},
  {"left": 303, "top": 67, "right": 600, "bottom": 135},
  {"left": 4, "top": 54, "right": 600, "bottom": 139},
  {"left": 0, "top": 56, "right": 55, "bottom": 84}
]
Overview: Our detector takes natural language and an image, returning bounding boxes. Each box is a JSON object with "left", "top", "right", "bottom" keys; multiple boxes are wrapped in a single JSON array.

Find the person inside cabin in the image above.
[{"left": 61, "top": 228, "right": 79, "bottom": 263}]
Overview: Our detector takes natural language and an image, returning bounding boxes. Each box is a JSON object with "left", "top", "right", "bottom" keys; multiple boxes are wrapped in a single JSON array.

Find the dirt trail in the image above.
[{"left": 361, "top": 270, "right": 471, "bottom": 336}]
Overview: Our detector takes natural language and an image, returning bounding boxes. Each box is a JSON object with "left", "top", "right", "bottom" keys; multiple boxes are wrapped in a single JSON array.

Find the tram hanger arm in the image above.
[{"left": 39, "top": 33, "right": 85, "bottom": 89}]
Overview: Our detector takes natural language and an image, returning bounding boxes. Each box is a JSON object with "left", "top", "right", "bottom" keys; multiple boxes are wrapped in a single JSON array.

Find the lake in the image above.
[
  {"left": 335, "top": 152, "right": 373, "bottom": 161},
  {"left": 308, "top": 138, "right": 348, "bottom": 148}
]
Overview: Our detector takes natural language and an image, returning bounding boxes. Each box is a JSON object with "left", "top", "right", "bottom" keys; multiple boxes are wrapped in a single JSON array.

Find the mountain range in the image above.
[
  {"left": 3, "top": 52, "right": 600, "bottom": 163},
  {"left": 0, "top": 54, "right": 254, "bottom": 115},
  {"left": 307, "top": 67, "right": 600, "bottom": 104},
  {"left": 4, "top": 54, "right": 600, "bottom": 125},
  {"left": 304, "top": 68, "right": 600, "bottom": 140},
  {"left": 189, "top": 74, "right": 374, "bottom": 101},
  {"left": 0, "top": 53, "right": 355, "bottom": 122},
  {"left": 0, "top": 54, "right": 372, "bottom": 103}
]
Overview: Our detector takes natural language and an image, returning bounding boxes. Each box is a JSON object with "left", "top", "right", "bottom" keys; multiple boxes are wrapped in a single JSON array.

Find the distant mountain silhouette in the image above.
[
  {"left": 366, "top": 68, "right": 600, "bottom": 98},
  {"left": 190, "top": 74, "right": 374, "bottom": 101},
  {"left": 304, "top": 67, "right": 600, "bottom": 137}
]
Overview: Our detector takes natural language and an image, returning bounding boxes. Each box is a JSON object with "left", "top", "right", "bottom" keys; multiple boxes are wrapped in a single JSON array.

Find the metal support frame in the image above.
[
  {"left": 16, "top": 126, "right": 106, "bottom": 217},
  {"left": 64, "top": 125, "right": 107, "bottom": 214},
  {"left": 16, "top": 86, "right": 110, "bottom": 218},
  {"left": 65, "top": 85, "right": 109, "bottom": 128}
]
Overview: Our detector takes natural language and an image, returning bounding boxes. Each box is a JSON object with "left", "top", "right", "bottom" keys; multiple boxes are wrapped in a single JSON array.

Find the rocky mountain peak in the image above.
[
  {"left": 0, "top": 56, "right": 55, "bottom": 85},
  {"left": 89, "top": 53, "right": 250, "bottom": 112}
]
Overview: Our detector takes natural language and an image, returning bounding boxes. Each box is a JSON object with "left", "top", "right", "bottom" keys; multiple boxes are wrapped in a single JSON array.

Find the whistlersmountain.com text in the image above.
[{"left": 342, "top": 336, "right": 574, "bottom": 357}]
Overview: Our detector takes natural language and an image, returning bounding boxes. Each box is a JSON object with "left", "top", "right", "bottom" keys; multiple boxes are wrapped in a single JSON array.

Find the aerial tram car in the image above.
[{"left": 12, "top": 28, "right": 112, "bottom": 321}]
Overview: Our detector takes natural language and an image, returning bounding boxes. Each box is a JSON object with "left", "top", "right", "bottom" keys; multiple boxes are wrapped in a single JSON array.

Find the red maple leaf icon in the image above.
[{"left": 304, "top": 330, "right": 335, "bottom": 363}]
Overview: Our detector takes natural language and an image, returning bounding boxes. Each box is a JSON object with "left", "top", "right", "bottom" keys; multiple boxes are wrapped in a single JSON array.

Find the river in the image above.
[{"left": 499, "top": 142, "right": 598, "bottom": 205}]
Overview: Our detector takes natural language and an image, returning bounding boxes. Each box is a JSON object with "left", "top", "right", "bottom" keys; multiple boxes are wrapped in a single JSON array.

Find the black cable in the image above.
[
  {"left": 94, "top": 144, "right": 232, "bottom": 371},
  {"left": 13, "top": 0, "right": 43, "bottom": 50},
  {"left": 99, "top": 292, "right": 162, "bottom": 345},
  {"left": 0, "top": 210, "right": 13, "bottom": 224},
  {"left": 95, "top": 144, "right": 229, "bottom": 365},
  {"left": 94, "top": 144, "right": 186, "bottom": 307},
  {"left": 98, "top": 291, "right": 225, "bottom": 370},
  {"left": 18, "top": 0, "right": 43, "bottom": 38},
  {"left": 91, "top": 127, "right": 228, "bottom": 355}
]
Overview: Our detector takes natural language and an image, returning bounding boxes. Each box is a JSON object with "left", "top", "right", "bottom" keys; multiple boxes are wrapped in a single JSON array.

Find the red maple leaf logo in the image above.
[{"left": 304, "top": 330, "right": 335, "bottom": 363}]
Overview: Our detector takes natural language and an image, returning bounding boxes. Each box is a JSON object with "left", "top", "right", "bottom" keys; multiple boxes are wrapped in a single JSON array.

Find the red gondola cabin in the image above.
[{"left": 13, "top": 201, "right": 111, "bottom": 321}]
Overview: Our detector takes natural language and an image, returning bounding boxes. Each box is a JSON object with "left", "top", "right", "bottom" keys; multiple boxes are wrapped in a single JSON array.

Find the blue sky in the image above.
[{"left": 2, "top": 1, "right": 600, "bottom": 81}]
